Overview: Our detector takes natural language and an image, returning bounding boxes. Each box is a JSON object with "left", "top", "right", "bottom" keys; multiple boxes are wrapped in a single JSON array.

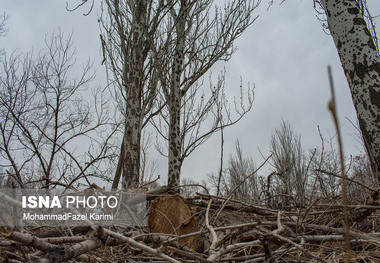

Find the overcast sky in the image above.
[{"left": 2, "top": 0, "right": 380, "bottom": 187}]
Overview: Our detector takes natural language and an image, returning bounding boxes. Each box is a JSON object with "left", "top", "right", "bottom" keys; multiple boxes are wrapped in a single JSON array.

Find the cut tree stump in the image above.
[{"left": 148, "top": 191, "right": 200, "bottom": 251}]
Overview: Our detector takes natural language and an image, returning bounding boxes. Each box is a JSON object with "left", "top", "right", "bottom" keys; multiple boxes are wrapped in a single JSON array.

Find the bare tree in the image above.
[
  {"left": 228, "top": 141, "right": 259, "bottom": 200},
  {"left": 99, "top": 0, "right": 170, "bottom": 189},
  {"left": 346, "top": 153, "right": 373, "bottom": 203},
  {"left": 0, "top": 52, "right": 33, "bottom": 187},
  {"left": 269, "top": 121, "right": 306, "bottom": 207},
  {"left": 0, "top": 31, "right": 115, "bottom": 188},
  {"left": 210, "top": 140, "right": 258, "bottom": 200},
  {"left": 153, "top": 0, "right": 258, "bottom": 188},
  {"left": 317, "top": 0, "right": 380, "bottom": 185},
  {"left": 153, "top": 70, "right": 253, "bottom": 186},
  {"left": 310, "top": 144, "right": 341, "bottom": 200}
]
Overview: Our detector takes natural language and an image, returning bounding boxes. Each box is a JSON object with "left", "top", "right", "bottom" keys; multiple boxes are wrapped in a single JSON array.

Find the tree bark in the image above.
[
  {"left": 122, "top": 100, "right": 142, "bottom": 189},
  {"left": 168, "top": 94, "right": 182, "bottom": 188},
  {"left": 103, "top": 0, "right": 163, "bottom": 189},
  {"left": 121, "top": 1, "right": 147, "bottom": 189},
  {"left": 322, "top": 0, "right": 380, "bottom": 185},
  {"left": 167, "top": 1, "right": 188, "bottom": 188}
]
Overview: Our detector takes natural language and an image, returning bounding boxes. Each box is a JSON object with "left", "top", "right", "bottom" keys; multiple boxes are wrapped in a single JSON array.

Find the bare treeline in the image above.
[
  {"left": 209, "top": 121, "right": 376, "bottom": 207},
  {"left": 0, "top": 31, "right": 117, "bottom": 189}
]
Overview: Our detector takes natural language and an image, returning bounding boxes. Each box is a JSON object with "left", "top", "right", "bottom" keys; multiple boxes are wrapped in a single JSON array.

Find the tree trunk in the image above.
[
  {"left": 122, "top": 97, "right": 142, "bottom": 188},
  {"left": 166, "top": 1, "right": 187, "bottom": 188},
  {"left": 167, "top": 46, "right": 184, "bottom": 187},
  {"left": 103, "top": 0, "right": 164, "bottom": 189},
  {"left": 322, "top": 0, "right": 380, "bottom": 185},
  {"left": 168, "top": 92, "right": 182, "bottom": 188},
  {"left": 111, "top": 139, "right": 124, "bottom": 190},
  {"left": 122, "top": 1, "right": 147, "bottom": 189}
]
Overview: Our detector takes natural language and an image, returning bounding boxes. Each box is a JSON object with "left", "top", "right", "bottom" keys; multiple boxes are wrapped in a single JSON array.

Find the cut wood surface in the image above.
[{"left": 148, "top": 190, "right": 200, "bottom": 251}]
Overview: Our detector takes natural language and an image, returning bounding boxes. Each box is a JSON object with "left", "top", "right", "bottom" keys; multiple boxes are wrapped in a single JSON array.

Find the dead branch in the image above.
[
  {"left": 327, "top": 65, "right": 351, "bottom": 262},
  {"left": 7, "top": 230, "right": 57, "bottom": 253},
  {"left": 207, "top": 238, "right": 261, "bottom": 262},
  {"left": 212, "top": 154, "right": 273, "bottom": 223},
  {"left": 205, "top": 199, "right": 218, "bottom": 251},
  {"left": 32, "top": 238, "right": 102, "bottom": 263},
  {"left": 102, "top": 228, "right": 181, "bottom": 263}
]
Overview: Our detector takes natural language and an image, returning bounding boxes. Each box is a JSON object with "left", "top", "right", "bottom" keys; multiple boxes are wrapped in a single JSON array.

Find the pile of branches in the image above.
[{"left": 1, "top": 187, "right": 380, "bottom": 263}]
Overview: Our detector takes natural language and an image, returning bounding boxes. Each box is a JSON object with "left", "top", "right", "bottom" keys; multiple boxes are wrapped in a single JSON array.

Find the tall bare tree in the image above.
[
  {"left": 153, "top": 71, "right": 254, "bottom": 187},
  {"left": 222, "top": 140, "right": 258, "bottom": 200},
  {"left": 99, "top": 0, "right": 169, "bottom": 189},
  {"left": 269, "top": 121, "right": 306, "bottom": 206},
  {"left": 154, "top": 0, "right": 258, "bottom": 187},
  {"left": 317, "top": 0, "right": 380, "bottom": 185},
  {"left": 0, "top": 31, "right": 115, "bottom": 188}
]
